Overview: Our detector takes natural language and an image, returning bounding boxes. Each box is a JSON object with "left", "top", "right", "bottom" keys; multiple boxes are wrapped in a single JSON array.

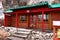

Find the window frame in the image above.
[
  {"left": 38, "top": 14, "right": 48, "bottom": 22},
  {"left": 44, "top": 14, "right": 48, "bottom": 22},
  {"left": 20, "top": 15, "right": 27, "bottom": 22}
]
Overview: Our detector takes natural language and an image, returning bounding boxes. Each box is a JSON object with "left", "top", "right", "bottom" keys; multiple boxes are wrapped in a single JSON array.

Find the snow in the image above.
[
  {"left": 0, "top": 1, "right": 4, "bottom": 19},
  {"left": 27, "top": 0, "right": 54, "bottom": 5}
]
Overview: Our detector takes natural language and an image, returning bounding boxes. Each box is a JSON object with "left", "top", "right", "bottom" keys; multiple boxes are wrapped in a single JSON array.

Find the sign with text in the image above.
[{"left": 53, "top": 21, "right": 60, "bottom": 26}]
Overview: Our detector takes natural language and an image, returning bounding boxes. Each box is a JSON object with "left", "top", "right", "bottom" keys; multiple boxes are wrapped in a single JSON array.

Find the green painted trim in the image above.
[
  {"left": 5, "top": 10, "right": 13, "bottom": 13},
  {"left": 48, "top": 3, "right": 60, "bottom": 8}
]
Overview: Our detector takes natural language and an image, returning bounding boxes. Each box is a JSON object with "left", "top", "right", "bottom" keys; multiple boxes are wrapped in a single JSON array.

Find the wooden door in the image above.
[{"left": 29, "top": 15, "right": 37, "bottom": 29}]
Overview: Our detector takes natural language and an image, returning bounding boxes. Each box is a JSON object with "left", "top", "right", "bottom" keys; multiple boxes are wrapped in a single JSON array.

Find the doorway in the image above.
[{"left": 29, "top": 15, "right": 37, "bottom": 29}]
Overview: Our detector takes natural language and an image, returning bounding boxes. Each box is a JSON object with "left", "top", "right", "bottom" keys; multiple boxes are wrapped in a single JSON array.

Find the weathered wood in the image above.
[
  {"left": 15, "top": 31, "right": 30, "bottom": 35},
  {"left": 13, "top": 34, "right": 28, "bottom": 38},
  {"left": 17, "top": 28, "right": 32, "bottom": 32},
  {"left": 49, "top": 12, "right": 52, "bottom": 30}
]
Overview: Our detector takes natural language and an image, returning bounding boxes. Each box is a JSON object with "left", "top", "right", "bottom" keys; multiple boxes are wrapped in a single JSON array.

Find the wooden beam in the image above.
[
  {"left": 28, "top": 14, "right": 30, "bottom": 28},
  {"left": 49, "top": 12, "right": 52, "bottom": 30},
  {"left": 42, "top": 11, "right": 44, "bottom": 32},
  {"left": 11, "top": 7, "right": 60, "bottom": 14},
  {"left": 16, "top": 13, "right": 18, "bottom": 28}
]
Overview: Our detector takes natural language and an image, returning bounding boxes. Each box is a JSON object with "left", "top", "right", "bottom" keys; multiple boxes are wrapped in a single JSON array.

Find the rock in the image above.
[{"left": 0, "top": 29, "right": 9, "bottom": 40}]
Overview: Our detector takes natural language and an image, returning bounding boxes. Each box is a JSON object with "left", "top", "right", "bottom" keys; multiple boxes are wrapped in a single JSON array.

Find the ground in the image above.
[{"left": 0, "top": 27, "right": 53, "bottom": 40}]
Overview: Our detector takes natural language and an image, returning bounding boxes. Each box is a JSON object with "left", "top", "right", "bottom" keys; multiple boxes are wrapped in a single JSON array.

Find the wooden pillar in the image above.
[
  {"left": 4, "top": 14, "right": 6, "bottom": 27},
  {"left": 28, "top": 14, "right": 30, "bottom": 28},
  {"left": 53, "top": 26, "right": 56, "bottom": 40},
  {"left": 49, "top": 12, "right": 52, "bottom": 30},
  {"left": 36, "top": 15, "right": 38, "bottom": 28},
  {"left": 16, "top": 13, "right": 18, "bottom": 28},
  {"left": 42, "top": 11, "right": 44, "bottom": 32}
]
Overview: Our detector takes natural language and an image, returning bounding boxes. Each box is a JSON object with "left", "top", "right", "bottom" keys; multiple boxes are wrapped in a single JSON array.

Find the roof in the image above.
[
  {"left": 8, "top": 1, "right": 48, "bottom": 10},
  {"left": 5, "top": 1, "right": 60, "bottom": 13},
  {"left": 48, "top": 3, "right": 60, "bottom": 8}
]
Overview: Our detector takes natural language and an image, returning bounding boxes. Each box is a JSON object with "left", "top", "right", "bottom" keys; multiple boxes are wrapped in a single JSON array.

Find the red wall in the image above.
[
  {"left": 5, "top": 11, "right": 60, "bottom": 30},
  {"left": 18, "top": 15, "right": 28, "bottom": 28},
  {"left": 51, "top": 11, "right": 60, "bottom": 21}
]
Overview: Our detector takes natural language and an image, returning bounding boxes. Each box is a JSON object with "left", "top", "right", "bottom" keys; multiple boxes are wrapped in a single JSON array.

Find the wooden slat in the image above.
[
  {"left": 17, "top": 28, "right": 32, "bottom": 32},
  {"left": 15, "top": 31, "right": 30, "bottom": 35},
  {"left": 13, "top": 34, "right": 28, "bottom": 38}
]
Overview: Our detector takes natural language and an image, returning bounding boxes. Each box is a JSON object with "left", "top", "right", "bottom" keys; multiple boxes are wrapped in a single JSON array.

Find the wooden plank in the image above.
[
  {"left": 17, "top": 28, "right": 32, "bottom": 32},
  {"left": 15, "top": 31, "right": 30, "bottom": 35},
  {"left": 13, "top": 34, "right": 28, "bottom": 38}
]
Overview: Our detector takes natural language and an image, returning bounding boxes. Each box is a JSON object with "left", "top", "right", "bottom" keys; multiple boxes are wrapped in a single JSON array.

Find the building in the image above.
[{"left": 4, "top": 2, "right": 60, "bottom": 31}]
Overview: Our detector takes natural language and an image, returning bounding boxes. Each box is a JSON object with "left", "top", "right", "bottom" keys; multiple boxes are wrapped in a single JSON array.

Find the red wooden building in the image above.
[{"left": 4, "top": 2, "right": 60, "bottom": 31}]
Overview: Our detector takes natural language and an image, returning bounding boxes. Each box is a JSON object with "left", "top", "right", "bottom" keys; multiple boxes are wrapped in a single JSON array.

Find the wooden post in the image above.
[
  {"left": 4, "top": 14, "right": 6, "bottom": 27},
  {"left": 36, "top": 15, "right": 38, "bottom": 28},
  {"left": 42, "top": 11, "right": 44, "bottom": 32},
  {"left": 53, "top": 26, "right": 56, "bottom": 40},
  {"left": 28, "top": 14, "right": 30, "bottom": 28},
  {"left": 16, "top": 14, "right": 18, "bottom": 28},
  {"left": 49, "top": 12, "right": 52, "bottom": 30}
]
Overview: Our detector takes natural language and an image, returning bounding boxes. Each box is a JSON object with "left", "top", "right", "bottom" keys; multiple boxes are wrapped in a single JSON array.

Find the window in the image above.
[
  {"left": 44, "top": 14, "right": 48, "bottom": 21},
  {"left": 38, "top": 14, "right": 42, "bottom": 21},
  {"left": 20, "top": 15, "right": 26, "bottom": 22},
  {"left": 38, "top": 14, "right": 48, "bottom": 21}
]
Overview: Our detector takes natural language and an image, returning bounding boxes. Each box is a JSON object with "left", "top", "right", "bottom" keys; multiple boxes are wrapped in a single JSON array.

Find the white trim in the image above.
[{"left": 53, "top": 21, "right": 60, "bottom": 26}]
